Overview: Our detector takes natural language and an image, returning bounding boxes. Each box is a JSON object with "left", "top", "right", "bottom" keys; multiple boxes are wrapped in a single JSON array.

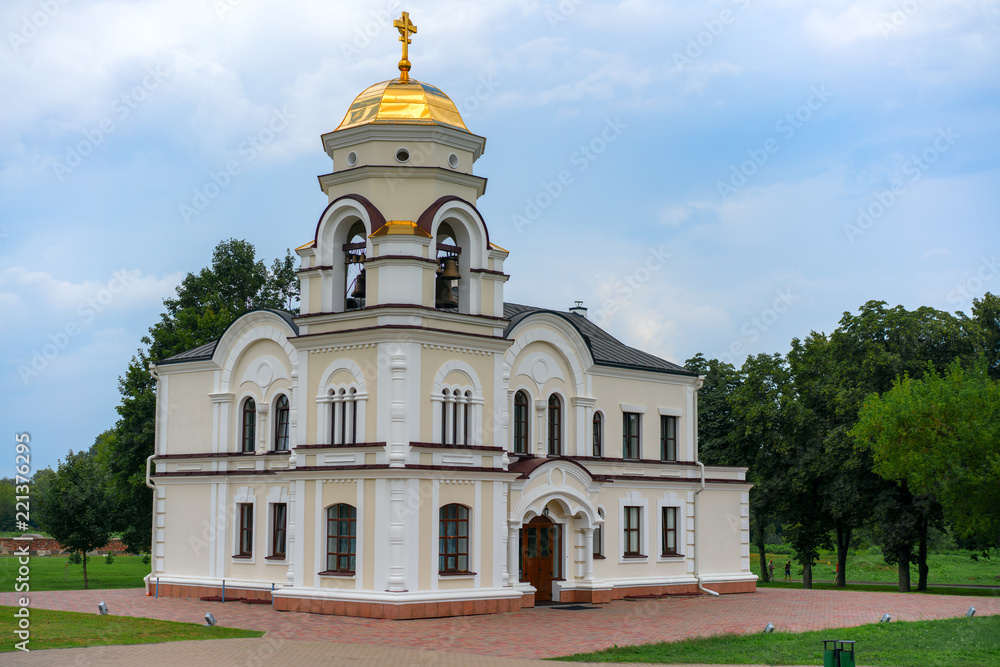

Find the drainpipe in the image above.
[
  {"left": 146, "top": 364, "right": 160, "bottom": 490},
  {"left": 691, "top": 379, "right": 719, "bottom": 597},
  {"left": 145, "top": 455, "right": 156, "bottom": 489}
]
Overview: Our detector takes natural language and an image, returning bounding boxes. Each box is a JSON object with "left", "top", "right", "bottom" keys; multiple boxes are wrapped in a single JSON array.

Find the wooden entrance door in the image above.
[{"left": 521, "top": 516, "right": 556, "bottom": 602}]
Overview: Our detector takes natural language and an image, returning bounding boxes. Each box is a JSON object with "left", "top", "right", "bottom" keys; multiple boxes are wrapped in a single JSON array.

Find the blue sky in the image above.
[{"left": 2, "top": 0, "right": 998, "bottom": 477}]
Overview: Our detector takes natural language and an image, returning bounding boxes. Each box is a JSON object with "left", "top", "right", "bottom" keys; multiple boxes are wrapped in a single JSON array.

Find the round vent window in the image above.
[
  {"left": 448, "top": 153, "right": 459, "bottom": 169},
  {"left": 395, "top": 147, "right": 410, "bottom": 163},
  {"left": 346, "top": 151, "right": 358, "bottom": 167}
]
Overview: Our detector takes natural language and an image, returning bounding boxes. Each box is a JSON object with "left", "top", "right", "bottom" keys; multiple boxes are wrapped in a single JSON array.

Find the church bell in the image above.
[
  {"left": 439, "top": 256, "right": 461, "bottom": 280},
  {"left": 435, "top": 275, "right": 459, "bottom": 308},
  {"left": 350, "top": 269, "right": 366, "bottom": 300}
]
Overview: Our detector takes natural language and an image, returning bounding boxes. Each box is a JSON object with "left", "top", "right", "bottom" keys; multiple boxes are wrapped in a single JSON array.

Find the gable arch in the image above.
[
  {"left": 312, "top": 194, "right": 386, "bottom": 266},
  {"left": 317, "top": 358, "right": 368, "bottom": 395},
  {"left": 215, "top": 311, "right": 299, "bottom": 393},
  {"left": 504, "top": 322, "right": 588, "bottom": 397}
]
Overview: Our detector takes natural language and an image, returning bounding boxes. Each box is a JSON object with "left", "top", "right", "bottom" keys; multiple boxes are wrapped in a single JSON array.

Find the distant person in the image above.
[
  {"left": 784, "top": 560, "right": 791, "bottom": 582},
  {"left": 768, "top": 560, "right": 775, "bottom": 581}
]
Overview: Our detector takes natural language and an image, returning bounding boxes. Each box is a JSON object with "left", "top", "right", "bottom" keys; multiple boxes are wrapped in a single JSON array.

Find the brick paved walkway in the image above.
[{"left": 2, "top": 587, "right": 996, "bottom": 662}]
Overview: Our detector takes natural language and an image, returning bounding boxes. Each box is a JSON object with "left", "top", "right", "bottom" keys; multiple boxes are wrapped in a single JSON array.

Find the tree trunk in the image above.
[
  {"left": 756, "top": 516, "right": 769, "bottom": 582},
  {"left": 81, "top": 551, "right": 89, "bottom": 590},
  {"left": 802, "top": 560, "right": 813, "bottom": 589},
  {"left": 897, "top": 546, "right": 910, "bottom": 592},
  {"left": 917, "top": 517, "right": 929, "bottom": 591},
  {"left": 835, "top": 523, "right": 850, "bottom": 588}
]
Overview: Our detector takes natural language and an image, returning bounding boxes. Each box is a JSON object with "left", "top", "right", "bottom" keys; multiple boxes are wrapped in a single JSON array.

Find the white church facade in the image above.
[{"left": 145, "top": 13, "right": 754, "bottom": 619}]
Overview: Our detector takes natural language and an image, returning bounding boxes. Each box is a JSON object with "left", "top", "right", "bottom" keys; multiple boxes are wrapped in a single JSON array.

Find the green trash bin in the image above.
[
  {"left": 822, "top": 640, "right": 838, "bottom": 667},
  {"left": 837, "top": 640, "right": 856, "bottom": 667}
]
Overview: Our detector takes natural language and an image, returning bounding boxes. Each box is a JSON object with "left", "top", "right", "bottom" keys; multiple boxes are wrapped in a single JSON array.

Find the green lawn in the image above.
[
  {"left": 752, "top": 549, "right": 999, "bottom": 587},
  {"left": 1, "top": 606, "right": 262, "bottom": 652},
  {"left": 758, "top": 580, "right": 1000, "bottom": 597},
  {"left": 553, "top": 615, "right": 1000, "bottom": 666},
  {"left": 0, "top": 555, "right": 149, "bottom": 592}
]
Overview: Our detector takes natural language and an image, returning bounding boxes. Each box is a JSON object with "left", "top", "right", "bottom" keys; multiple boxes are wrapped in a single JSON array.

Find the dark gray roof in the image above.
[
  {"left": 156, "top": 309, "right": 299, "bottom": 366},
  {"left": 503, "top": 303, "right": 695, "bottom": 376}
]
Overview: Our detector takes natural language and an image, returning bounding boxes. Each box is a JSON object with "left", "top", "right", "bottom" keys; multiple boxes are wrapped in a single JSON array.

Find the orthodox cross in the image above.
[{"left": 394, "top": 11, "right": 417, "bottom": 81}]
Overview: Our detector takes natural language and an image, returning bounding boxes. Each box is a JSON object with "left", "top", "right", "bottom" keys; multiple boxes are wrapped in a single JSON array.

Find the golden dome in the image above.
[{"left": 335, "top": 78, "right": 469, "bottom": 132}]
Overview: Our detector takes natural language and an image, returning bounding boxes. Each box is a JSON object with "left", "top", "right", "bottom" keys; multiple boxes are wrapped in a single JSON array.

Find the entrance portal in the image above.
[{"left": 520, "top": 515, "right": 561, "bottom": 602}]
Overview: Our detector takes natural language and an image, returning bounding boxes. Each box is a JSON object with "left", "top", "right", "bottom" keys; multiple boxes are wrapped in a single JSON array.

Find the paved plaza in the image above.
[{"left": 2, "top": 587, "right": 996, "bottom": 665}]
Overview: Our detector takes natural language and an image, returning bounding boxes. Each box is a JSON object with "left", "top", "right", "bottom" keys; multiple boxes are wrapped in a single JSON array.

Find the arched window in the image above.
[
  {"left": 344, "top": 221, "right": 367, "bottom": 311},
  {"left": 594, "top": 507, "right": 605, "bottom": 557},
  {"left": 273, "top": 395, "right": 290, "bottom": 452},
  {"left": 330, "top": 388, "right": 359, "bottom": 445},
  {"left": 439, "top": 504, "right": 470, "bottom": 573},
  {"left": 592, "top": 412, "right": 603, "bottom": 457},
  {"left": 547, "top": 394, "right": 562, "bottom": 456},
  {"left": 435, "top": 223, "right": 460, "bottom": 310},
  {"left": 440, "top": 390, "right": 449, "bottom": 444},
  {"left": 241, "top": 397, "right": 256, "bottom": 453},
  {"left": 463, "top": 391, "right": 472, "bottom": 446},
  {"left": 326, "top": 504, "right": 357, "bottom": 573},
  {"left": 513, "top": 390, "right": 529, "bottom": 454}
]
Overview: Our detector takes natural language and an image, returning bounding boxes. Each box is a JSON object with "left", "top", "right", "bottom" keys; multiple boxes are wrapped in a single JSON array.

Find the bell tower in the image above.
[{"left": 296, "top": 12, "right": 507, "bottom": 322}]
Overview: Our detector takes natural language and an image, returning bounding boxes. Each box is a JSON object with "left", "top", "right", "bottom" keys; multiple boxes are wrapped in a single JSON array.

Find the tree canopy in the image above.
[{"left": 108, "top": 239, "right": 299, "bottom": 553}]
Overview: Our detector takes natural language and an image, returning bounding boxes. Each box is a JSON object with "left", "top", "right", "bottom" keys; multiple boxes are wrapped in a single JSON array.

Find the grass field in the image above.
[
  {"left": 553, "top": 614, "right": 1000, "bottom": 666},
  {"left": 0, "top": 555, "right": 149, "bottom": 592},
  {"left": 752, "top": 549, "right": 999, "bottom": 587},
  {"left": 1, "top": 606, "right": 262, "bottom": 652}
]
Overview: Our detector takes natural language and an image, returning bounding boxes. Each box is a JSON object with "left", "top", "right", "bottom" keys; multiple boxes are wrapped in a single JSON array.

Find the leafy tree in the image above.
[
  {"left": 685, "top": 353, "right": 740, "bottom": 467},
  {"left": 0, "top": 479, "right": 15, "bottom": 532},
  {"left": 853, "top": 361, "right": 1000, "bottom": 551},
  {"left": 109, "top": 239, "right": 300, "bottom": 553},
  {"left": 969, "top": 292, "right": 1000, "bottom": 380},
  {"left": 34, "top": 451, "right": 116, "bottom": 589}
]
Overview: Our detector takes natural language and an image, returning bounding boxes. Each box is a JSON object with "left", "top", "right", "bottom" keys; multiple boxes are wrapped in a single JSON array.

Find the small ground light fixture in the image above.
[
  {"left": 97, "top": 602, "right": 108, "bottom": 615},
  {"left": 204, "top": 612, "right": 217, "bottom": 627},
  {"left": 966, "top": 607, "right": 976, "bottom": 617},
  {"left": 763, "top": 623, "right": 775, "bottom": 633},
  {"left": 880, "top": 613, "right": 891, "bottom": 623}
]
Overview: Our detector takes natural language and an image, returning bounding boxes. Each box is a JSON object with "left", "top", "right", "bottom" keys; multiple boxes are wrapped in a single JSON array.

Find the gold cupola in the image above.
[{"left": 335, "top": 78, "right": 469, "bottom": 132}]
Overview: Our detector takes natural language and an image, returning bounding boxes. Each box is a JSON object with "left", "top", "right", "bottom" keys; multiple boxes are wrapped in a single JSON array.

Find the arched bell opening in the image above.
[
  {"left": 343, "top": 221, "right": 367, "bottom": 311},
  {"left": 435, "top": 222, "right": 461, "bottom": 310}
]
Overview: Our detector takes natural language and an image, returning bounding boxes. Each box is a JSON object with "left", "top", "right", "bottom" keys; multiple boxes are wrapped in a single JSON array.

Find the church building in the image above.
[{"left": 145, "top": 12, "right": 754, "bottom": 619}]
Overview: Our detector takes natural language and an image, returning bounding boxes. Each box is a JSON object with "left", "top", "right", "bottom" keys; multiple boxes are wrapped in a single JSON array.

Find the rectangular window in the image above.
[
  {"left": 623, "top": 505, "right": 642, "bottom": 556},
  {"left": 593, "top": 523, "right": 603, "bottom": 557},
  {"left": 660, "top": 415, "right": 677, "bottom": 462},
  {"left": 237, "top": 503, "right": 253, "bottom": 557},
  {"left": 439, "top": 504, "right": 470, "bottom": 573},
  {"left": 270, "top": 503, "right": 287, "bottom": 558},
  {"left": 326, "top": 504, "right": 357, "bottom": 573},
  {"left": 623, "top": 412, "right": 641, "bottom": 459},
  {"left": 662, "top": 507, "right": 678, "bottom": 555}
]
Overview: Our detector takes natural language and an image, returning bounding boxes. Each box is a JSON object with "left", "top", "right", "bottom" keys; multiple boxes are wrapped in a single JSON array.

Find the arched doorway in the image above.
[{"left": 520, "top": 515, "right": 562, "bottom": 602}]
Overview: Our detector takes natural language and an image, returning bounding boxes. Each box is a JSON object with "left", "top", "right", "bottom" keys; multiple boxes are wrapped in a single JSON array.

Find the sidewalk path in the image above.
[{"left": 2, "top": 586, "right": 995, "bottom": 662}]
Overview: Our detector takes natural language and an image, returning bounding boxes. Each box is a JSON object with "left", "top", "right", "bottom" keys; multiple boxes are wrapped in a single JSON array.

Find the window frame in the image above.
[
  {"left": 269, "top": 502, "right": 287, "bottom": 559},
  {"left": 592, "top": 412, "right": 603, "bottom": 457},
  {"left": 623, "top": 412, "right": 641, "bottom": 460},
  {"left": 236, "top": 502, "right": 253, "bottom": 557},
  {"left": 325, "top": 504, "right": 357, "bottom": 574},
  {"left": 547, "top": 394, "right": 562, "bottom": 456},
  {"left": 273, "top": 394, "right": 290, "bottom": 452},
  {"left": 241, "top": 397, "right": 256, "bottom": 454},
  {"left": 513, "top": 390, "right": 529, "bottom": 454},
  {"left": 660, "top": 415, "right": 677, "bottom": 462},
  {"left": 661, "top": 506, "right": 680, "bottom": 556},
  {"left": 438, "top": 504, "right": 471, "bottom": 574},
  {"left": 623, "top": 505, "right": 643, "bottom": 557},
  {"left": 594, "top": 507, "right": 605, "bottom": 558}
]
